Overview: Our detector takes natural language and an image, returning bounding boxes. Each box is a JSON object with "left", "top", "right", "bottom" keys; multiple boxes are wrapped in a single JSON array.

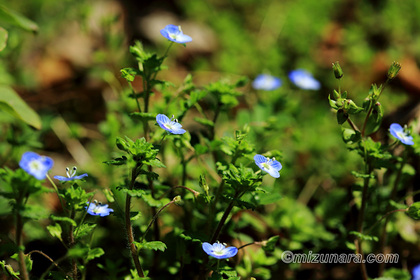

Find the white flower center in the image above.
[
  {"left": 396, "top": 131, "right": 407, "bottom": 140},
  {"left": 29, "top": 160, "right": 42, "bottom": 171}
]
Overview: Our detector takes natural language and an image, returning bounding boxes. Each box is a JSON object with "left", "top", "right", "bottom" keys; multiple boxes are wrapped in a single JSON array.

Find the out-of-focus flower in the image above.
[
  {"left": 254, "top": 154, "right": 282, "bottom": 178},
  {"left": 289, "top": 69, "right": 321, "bottom": 90},
  {"left": 389, "top": 123, "right": 414, "bottom": 146},
  {"left": 19, "top": 152, "right": 54, "bottom": 180},
  {"left": 252, "top": 74, "right": 282, "bottom": 91},
  {"left": 160, "top": 24, "right": 192, "bottom": 44},
  {"left": 156, "top": 114, "right": 186, "bottom": 135},
  {"left": 413, "top": 264, "right": 420, "bottom": 280},
  {"left": 86, "top": 202, "right": 114, "bottom": 217},
  {"left": 202, "top": 242, "right": 238, "bottom": 259},
  {"left": 54, "top": 166, "right": 88, "bottom": 181}
]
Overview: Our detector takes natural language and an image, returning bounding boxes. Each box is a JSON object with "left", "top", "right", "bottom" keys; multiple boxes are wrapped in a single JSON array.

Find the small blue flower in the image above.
[
  {"left": 54, "top": 166, "right": 88, "bottom": 181},
  {"left": 19, "top": 152, "right": 54, "bottom": 180},
  {"left": 202, "top": 242, "right": 238, "bottom": 259},
  {"left": 254, "top": 154, "right": 282, "bottom": 178},
  {"left": 413, "top": 264, "right": 420, "bottom": 280},
  {"left": 252, "top": 74, "right": 282, "bottom": 91},
  {"left": 288, "top": 69, "right": 321, "bottom": 90},
  {"left": 156, "top": 114, "right": 186, "bottom": 134},
  {"left": 86, "top": 202, "right": 114, "bottom": 217},
  {"left": 160, "top": 24, "right": 192, "bottom": 44},
  {"left": 389, "top": 123, "right": 414, "bottom": 145}
]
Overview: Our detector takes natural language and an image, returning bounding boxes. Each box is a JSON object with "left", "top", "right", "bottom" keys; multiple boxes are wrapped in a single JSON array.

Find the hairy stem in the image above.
[
  {"left": 16, "top": 209, "right": 29, "bottom": 280},
  {"left": 125, "top": 164, "right": 145, "bottom": 278},
  {"left": 378, "top": 154, "right": 406, "bottom": 276},
  {"left": 210, "top": 191, "right": 240, "bottom": 244},
  {"left": 69, "top": 209, "right": 78, "bottom": 280}
]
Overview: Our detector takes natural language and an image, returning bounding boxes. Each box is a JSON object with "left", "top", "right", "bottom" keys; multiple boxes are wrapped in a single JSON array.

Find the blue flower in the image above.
[
  {"left": 288, "top": 69, "right": 321, "bottom": 90},
  {"left": 54, "top": 166, "right": 88, "bottom": 181},
  {"left": 413, "top": 264, "right": 420, "bottom": 280},
  {"left": 202, "top": 242, "right": 238, "bottom": 259},
  {"left": 156, "top": 114, "right": 186, "bottom": 134},
  {"left": 86, "top": 202, "right": 114, "bottom": 217},
  {"left": 160, "top": 24, "right": 192, "bottom": 44},
  {"left": 252, "top": 74, "right": 282, "bottom": 91},
  {"left": 389, "top": 123, "right": 414, "bottom": 145},
  {"left": 19, "top": 152, "right": 54, "bottom": 180},
  {"left": 254, "top": 154, "right": 282, "bottom": 178}
]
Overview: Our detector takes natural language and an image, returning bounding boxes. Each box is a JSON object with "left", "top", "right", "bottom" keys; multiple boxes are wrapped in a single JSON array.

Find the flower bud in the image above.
[
  {"left": 332, "top": 89, "right": 340, "bottom": 99},
  {"left": 173, "top": 195, "right": 182, "bottom": 205},
  {"left": 387, "top": 61, "right": 401, "bottom": 80},
  {"left": 332, "top": 61, "right": 344, "bottom": 79}
]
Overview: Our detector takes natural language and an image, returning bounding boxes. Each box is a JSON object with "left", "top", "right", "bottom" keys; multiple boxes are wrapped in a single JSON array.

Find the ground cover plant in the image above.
[{"left": 1, "top": 1, "right": 420, "bottom": 279}]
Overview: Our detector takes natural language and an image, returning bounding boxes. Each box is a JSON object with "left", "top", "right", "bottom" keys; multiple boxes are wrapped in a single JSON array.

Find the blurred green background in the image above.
[{"left": 1, "top": 0, "right": 420, "bottom": 279}]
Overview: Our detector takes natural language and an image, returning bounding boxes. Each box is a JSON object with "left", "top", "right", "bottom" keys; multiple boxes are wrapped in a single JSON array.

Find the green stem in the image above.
[
  {"left": 125, "top": 164, "right": 145, "bottom": 278},
  {"left": 140, "top": 198, "right": 177, "bottom": 242},
  {"left": 210, "top": 191, "right": 241, "bottom": 244},
  {"left": 16, "top": 206, "right": 29, "bottom": 280},
  {"left": 355, "top": 140, "right": 371, "bottom": 280},
  {"left": 69, "top": 208, "right": 78, "bottom": 280},
  {"left": 378, "top": 152, "right": 407, "bottom": 276},
  {"left": 129, "top": 82, "right": 142, "bottom": 113}
]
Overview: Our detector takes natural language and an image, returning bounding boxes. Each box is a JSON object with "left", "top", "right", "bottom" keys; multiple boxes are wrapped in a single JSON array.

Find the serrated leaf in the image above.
[
  {"left": 0, "top": 5, "right": 38, "bottom": 32},
  {"left": 74, "top": 223, "right": 96, "bottom": 239},
  {"left": 135, "top": 241, "right": 167, "bottom": 252},
  {"left": 0, "top": 260, "right": 20, "bottom": 279},
  {"left": 86, "top": 247, "right": 104, "bottom": 262},
  {"left": 120, "top": 67, "right": 140, "bottom": 82},
  {"left": 0, "top": 85, "right": 41, "bottom": 129},
  {"left": 46, "top": 224, "right": 63, "bottom": 242}
]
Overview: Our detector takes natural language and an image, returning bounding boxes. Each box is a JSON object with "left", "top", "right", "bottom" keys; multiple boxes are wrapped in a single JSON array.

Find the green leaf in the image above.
[
  {"left": 135, "top": 241, "right": 167, "bottom": 252},
  {"left": 342, "top": 128, "right": 361, "bottom": 144},
  {"left": 120, "top": 67, "right": 140, "bottom": 82},
  {"left": 262, "top": 236, "right": 279, "bottom": 252},
  {"left": 74, "top": 223, "right": 96, "bottom": 240},
  {"left": 351, "top": 171, "right": 374, "bottom": 179},
  {"left": 349, "top": 231, "right": 378, "bottom": 242},
  {"left": 103, "top": 156, "right": 127, "bottom": 166},
  {"left": 0, "top": 260, "right": 20, "bottom": 279},
  {"left": 0, "top": 26, "right": 7, "bottom": 51},
  {"left": 407, "top": 202, "right": 420, "bottom": 219},
  {"left": 336, "top": 108, "right": 348, "bottom": 125},
  {"left": 67, "top": 246, "right": 89, "bottom": 258},
  {"left": 382, "top": 268, "right": 411, "bottom": 280},
  {"left": 46, "top": 223, "right": 63, "bottom": 242},
  {"left": 50, "top": 215, "right": 77, "bottom": 227},
  {"left": 0, "top": 85, "right": 42, "bottom": 129},
  {"left": 129, "top": 112, "right": 156, "bottom": 122},
  {"left": 86, "top": 247, "right": 104, "bottom": 262},
  {"left": 0, "top": 5, "right": 38, "bottom": 32}
]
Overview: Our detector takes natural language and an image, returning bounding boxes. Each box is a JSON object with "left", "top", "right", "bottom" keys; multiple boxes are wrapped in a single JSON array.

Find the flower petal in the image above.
[
  {"left": 223, "top": 246, "right": 238, "bottom": 258},
  {"left": 202, "top": 242, "right": 213, "bottom": 255}
]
